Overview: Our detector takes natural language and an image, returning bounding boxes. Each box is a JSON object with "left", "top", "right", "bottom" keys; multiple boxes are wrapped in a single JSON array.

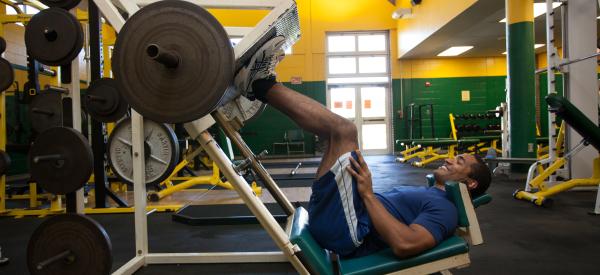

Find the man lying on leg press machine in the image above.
[{"left": 235, "top": 37, "right": 492, "bottom": 259}]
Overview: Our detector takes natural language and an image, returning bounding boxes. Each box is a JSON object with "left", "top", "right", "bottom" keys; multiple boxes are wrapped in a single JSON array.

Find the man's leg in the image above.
[
  {"left": 235, "top": 37, "right": 370, "bottom": 257},
  {"left": 234, "top": 36, "right": 357, "bottom": 177},
  {"left": 263, "top": 83, "right": 358, "bottom": 177}
]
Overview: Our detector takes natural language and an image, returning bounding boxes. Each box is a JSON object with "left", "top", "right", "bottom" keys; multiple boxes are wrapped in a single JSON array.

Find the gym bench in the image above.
[{"left": 290, "top": 175, "right": 491, "bottom": 275}]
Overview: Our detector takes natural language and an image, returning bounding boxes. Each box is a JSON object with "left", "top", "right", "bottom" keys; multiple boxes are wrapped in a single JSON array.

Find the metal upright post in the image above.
[
  {"left": 0, "top": 93, "right": 5, "bottom": 213},
  {"left": 89, "top": 0, "right": 109, "bottom": 208},
  {"left": 563, "top": 0, "right": 598, "bottom": 180},
  {"left": 131, "top": 111, "right": 148, "bottom": 258},
  {"left": 545, "top": 0, "right": 558, "bottom": 184}
]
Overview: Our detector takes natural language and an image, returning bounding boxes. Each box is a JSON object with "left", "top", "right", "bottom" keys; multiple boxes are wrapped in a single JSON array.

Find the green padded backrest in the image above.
[
  {"left": 445, "top": 182, "right": 469, "bottom": 227},
  {"left": 289, "top": 207, "right": 334, "bottom": 275},
  {"left": 427, "top": 174, "right": 491, "bottom": 209},
  {"left": 473, "top": 194, "right": 492, "bottom": 208},
  {"left": 546, "top": 94, "right": 600, "bottom": 151}
]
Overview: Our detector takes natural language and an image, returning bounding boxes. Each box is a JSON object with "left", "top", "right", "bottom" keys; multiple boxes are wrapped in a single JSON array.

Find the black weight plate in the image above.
[
  {"left": 40, "top": 0, "right": 82, "bottom": 10},
  {"left": 29, "top": 127, "right": 93, "bottom": 195},
  {"left": 0, "top": 58, "right": 14, "bottom": 92},
  {"left": 113, "top": 0, "right": 234, "bottom": 123},
  {"left": 27, "top": 214, "right": 112, "bottom": 275},
  {"left": 85, "top": 78, "right": 128, "bottom": 122},
  {"left": 0, "top": 149, "right": 11, "bottom": 176},
  {"left": 25, "top": 8, "right": 83, "bottom": 66},
  {"left": 0, "top": 36, "right": 6, "bottom": 53},
  {"left": 29, "top": 92, "right": 63, "bottom": 133}
]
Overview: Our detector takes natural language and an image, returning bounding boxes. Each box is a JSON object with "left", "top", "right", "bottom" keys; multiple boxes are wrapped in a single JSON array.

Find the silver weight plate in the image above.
[
  {"left": 219, "top": 96, "right": 266, "bottom": 122},
  {"left": 107, "top": 118, "right": 179, "bottom": 186}
]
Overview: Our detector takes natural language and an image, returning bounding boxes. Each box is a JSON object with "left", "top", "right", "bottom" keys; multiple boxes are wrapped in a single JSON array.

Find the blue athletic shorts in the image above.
[{"left": 307, "top": 151, "right": 372, "bottom": 257}]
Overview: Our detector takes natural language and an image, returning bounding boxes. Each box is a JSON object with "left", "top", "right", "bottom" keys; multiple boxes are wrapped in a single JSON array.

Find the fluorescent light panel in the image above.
[
  {"left": 438, "top": 46, "right": 474, "bottom": 57},
  {"left": 499, "top": 2, "right": 562, "bottom": 23}
]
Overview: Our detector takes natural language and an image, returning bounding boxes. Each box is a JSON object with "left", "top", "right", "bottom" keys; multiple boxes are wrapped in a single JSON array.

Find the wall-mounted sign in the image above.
[
  {"left": 461, "top": 90, "right": 470, "bottom": 101},
  {"left": 290, "top": 76, "right": 302, "bottom": 85}
]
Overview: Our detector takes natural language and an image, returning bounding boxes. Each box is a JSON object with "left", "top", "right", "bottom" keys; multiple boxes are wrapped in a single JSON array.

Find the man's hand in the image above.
[{"left": 346, "top": 150, "right": 374, "bottom": 199}]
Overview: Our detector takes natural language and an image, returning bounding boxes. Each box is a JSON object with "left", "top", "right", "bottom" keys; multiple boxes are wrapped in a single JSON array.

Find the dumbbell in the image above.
[
  {"left": 472, "top": 125, "right": 481, "bottom": 131},
  {"left": 458, "top": 125, "right": 466, "bottom": 131},
  {"left": 454, "top": 114, "right": 461, "bottom": 119},
  {"left": 477, "top": 113, "right": 486, "bottom": 119}
]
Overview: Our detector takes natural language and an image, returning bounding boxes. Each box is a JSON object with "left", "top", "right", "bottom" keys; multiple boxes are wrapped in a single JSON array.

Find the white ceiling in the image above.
[{"left": 401, "top": 0, "right": 599, "bottom": 59}]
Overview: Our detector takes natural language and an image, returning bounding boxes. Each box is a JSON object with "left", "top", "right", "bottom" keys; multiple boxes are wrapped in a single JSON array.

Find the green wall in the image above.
[
  {"left": 4, "top": 94, "right": 33, "bottom": 175},
  {"left": 239, "top": 81, "right": 326, "bottom": 156},
  {"left": 238, "top": 77, "right": 510, "bottom": 156},
  {"left": 392, "top": 76, "right": 507, "bottom": 151}
]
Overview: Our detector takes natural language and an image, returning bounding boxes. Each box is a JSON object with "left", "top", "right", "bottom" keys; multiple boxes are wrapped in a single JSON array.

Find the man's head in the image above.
[{"left": 433, "top": 154, "right": 491, "bottom": 197}]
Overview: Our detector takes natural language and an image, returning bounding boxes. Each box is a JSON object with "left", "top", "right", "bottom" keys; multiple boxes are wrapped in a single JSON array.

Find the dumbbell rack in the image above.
[{"left": 92, "top": 0, "right": 310, "bottom": 274}]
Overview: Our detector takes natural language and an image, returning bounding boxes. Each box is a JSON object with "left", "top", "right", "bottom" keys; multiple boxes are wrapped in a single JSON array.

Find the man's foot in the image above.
[{"left": 235, "top": 36, "right": 286, "bottom": 101}]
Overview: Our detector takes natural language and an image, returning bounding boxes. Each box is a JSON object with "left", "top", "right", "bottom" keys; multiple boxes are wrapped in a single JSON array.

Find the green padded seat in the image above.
[
  {"left": 466, "top": 135, "right": 500, "bottom": 141},
  {"left": 290, "top": 207, "right": 469, "bottom": 275},
  {"left": 338, "top": 236, "right": 468, "bottom": 275},
  {"left": 546, "top": 94, "right": 600, "bottom": 151},
  {"left": 411, "top": 138, "right": 481, "bottom": 146},
  {"left": 289, "top": 177, "right": 490, "bottom": 275},
  {"left": 457, "top": 138, "right": 481, "bottom": 145},
  {"left": 411, "top": 138, "right": 456, "bottom": 146}
]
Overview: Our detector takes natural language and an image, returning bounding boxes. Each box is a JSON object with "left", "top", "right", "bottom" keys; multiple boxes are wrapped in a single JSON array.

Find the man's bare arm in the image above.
[{"left": 347, "top": 151, "right": 436, "bottom": 258}]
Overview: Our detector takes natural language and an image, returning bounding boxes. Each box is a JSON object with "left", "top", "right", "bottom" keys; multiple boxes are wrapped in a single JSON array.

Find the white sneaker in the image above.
[{"left": 235, "top": 36, "right": 286, "bottom": 100}]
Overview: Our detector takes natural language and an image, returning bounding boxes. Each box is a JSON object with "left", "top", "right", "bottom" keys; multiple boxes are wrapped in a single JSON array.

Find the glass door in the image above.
[{"left": 326, "top": 31, "right": 391, "bottom": 154}]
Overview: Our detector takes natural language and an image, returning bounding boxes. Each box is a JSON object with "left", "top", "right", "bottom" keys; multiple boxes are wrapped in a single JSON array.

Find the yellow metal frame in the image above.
[
  {"left": 413, "top": 145, "right": 457, "bottom": 167},
  {"left": 149, "top": 160, "right": 262, "bottom": 201},
  {"left": 449, "top": 113, "right": 458, "bottom": 141},
  {"left": 399, "top": 145, "right": 421, "bottom": 157},
  {"left": 397, "top": 146, "right": 440, "bottom": 163},
  {"left": 515, "top": 157, "right": 600, "bottom": 206},
  {"left": 4, "top": 204, "right": 183, "bottom": 218}
]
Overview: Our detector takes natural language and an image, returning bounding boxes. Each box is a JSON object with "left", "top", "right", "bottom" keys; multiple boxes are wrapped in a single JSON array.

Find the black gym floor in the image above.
[{"left": 1, "top": 155, "right": 599, "bottom": 274}]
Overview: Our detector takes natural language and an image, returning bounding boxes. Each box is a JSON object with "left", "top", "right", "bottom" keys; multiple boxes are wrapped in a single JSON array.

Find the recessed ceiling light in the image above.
[
  {"left": 499, "top": 2, "right": 562, "bottom": 23},
  {"left": 437, "top": 46, "right": 474, "bottom": 57}
]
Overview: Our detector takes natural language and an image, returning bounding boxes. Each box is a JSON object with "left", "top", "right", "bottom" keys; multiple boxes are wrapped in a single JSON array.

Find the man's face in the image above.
[{"left": 433, "top": 154, "right": 478, "bottom": 189}]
